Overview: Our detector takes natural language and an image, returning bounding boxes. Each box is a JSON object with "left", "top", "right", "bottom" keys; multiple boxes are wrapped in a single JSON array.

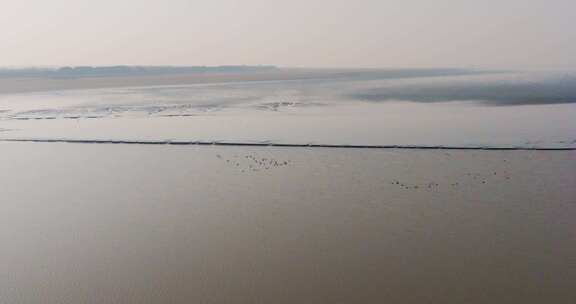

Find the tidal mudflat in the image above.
[{"left": 1, "top": 69, "right": 575, "bottom": 149}]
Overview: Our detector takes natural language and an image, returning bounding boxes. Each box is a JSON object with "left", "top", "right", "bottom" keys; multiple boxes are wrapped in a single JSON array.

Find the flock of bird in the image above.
[
  {"left": 216, "top": 153, "right": 291, "bottom": 172},
  {"left": 389, "top": 170, "right": 512, "bottom": 190},
  {"left": 216, "top": 151, "right": 516, "bottom": 190}
]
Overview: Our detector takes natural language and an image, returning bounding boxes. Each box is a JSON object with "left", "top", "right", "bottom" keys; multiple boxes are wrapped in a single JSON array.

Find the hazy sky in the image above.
[{"left": 2, "top": 0, "right": 575, "bottom": 68}]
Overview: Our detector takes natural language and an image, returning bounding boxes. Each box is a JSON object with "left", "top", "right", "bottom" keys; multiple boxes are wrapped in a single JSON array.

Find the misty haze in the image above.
[{"left": 1, "top": 1, "right": 575, "bottom": 304}]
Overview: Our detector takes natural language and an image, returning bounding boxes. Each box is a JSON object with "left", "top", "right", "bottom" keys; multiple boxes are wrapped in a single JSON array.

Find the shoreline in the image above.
[{"left": 1, "top": 138, "right": 574, "bottom": 150}]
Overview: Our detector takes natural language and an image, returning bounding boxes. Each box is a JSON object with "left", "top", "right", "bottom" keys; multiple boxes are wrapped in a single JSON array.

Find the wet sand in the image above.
[
  {"left": 0, "top": 142, "right": 574, "bottom": 303},
  {"left": 1, "top": 69, "right": 575, "bottom": 150}
]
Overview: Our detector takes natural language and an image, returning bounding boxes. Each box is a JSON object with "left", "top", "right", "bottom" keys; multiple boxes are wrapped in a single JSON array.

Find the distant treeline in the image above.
[{"left": 0, "top": 65, "right": 278, "bottom": 78}]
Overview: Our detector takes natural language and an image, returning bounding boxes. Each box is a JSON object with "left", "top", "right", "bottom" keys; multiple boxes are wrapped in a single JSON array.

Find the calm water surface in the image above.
[{"left": 0, "top": 143, "right": 574, "bottom": 303}]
